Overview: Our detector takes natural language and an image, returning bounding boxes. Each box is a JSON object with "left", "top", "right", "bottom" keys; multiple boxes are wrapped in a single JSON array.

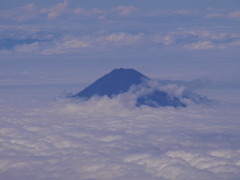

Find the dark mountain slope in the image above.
[
  {"left": 73, "top": 68, "right": 186, "bottom": 108},
  {"left": 73, "top": 68, "right": 149, "bottom": 98}
]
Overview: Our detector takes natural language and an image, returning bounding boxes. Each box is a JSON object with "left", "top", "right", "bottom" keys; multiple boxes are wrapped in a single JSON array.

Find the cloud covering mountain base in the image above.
[
  {"left": 0, "top": 84, "right": 240, "bottom": 180},
  {"left": 73, "top": 68, "right": 212, "bottom": 108}
]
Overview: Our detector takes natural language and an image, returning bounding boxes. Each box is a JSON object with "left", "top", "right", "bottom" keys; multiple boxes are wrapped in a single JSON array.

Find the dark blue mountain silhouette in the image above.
[
  {"left": 73, "top": 68, "right": 186, "bottom": 108},
  {"left": 73, "top": 68, "right": 149, "bottom": 98}
]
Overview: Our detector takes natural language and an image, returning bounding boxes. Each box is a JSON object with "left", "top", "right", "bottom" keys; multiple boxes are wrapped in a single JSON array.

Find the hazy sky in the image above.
[
  {"left": 0, "top": 0, "right": 239, "bottom": 85},
  {"left": 1, "top": 0, "right": 240, "bottom": 9}
]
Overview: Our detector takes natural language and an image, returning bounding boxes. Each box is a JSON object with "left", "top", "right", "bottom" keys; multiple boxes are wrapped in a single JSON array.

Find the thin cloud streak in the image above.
[{"left": 1, "top": 29, "right": 240, "bottom": 55}]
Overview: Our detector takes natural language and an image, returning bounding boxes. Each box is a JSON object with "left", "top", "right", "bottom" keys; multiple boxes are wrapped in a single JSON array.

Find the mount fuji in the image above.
[{"left": 73, "top": 68, "right": 187, "bottom": 108}]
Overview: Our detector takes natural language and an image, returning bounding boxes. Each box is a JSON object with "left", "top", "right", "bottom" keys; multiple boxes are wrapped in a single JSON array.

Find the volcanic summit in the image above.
[{"left": 73, "top": 68, "right": 186, "bottom": 108}]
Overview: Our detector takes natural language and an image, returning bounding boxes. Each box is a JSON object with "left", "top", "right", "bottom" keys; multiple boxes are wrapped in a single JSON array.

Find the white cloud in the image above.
[
  {"left": 0, "top": 69, "right": 240, "bottom": 180},
  {"left": 103, "top": 32, "right": 144, "bottom": 44},
  {"left": 184, "top": 41, "right": 215, "bottom": 50},
  {"left": 73, "top": 7, "right": 104, "bottom": 16},
  {"left": 204, "top": 10, "right": 240, "bottom": 19},
  {"left": 205, "top": 12, "right": 224, "bottom": 18},
  {"left": 150, "top": 33, "right": 185, "bottom": 47},
  {"left": 112, "top": 6, "right": 138, "bottom": 15},
  {"left": 1, "top": 28, "right": 240, "bottom": 56},
  {"left": 228, "top": 11, "right": 240, "bottom": 19},
  {"left": 0, "top": 31, "right": 146, "bottom": 55},
  {"left": 162, "top": 36, "right": 174, "bottom": 45},
  {"left": 229, "top": 40, "right": 240, "bottom": 47},
  {"left": 172, "top": 9, "right": 196, "bottom": 15},
  {"left": 0, "top": 3, "right": 38, "bottom": 22},
  {"left": 98, "top": 15, "right": 106, "bottom": 20},
  {"left": 14, "top": 42, "right": 40, "bottom": 53},
  {"left": 41, "top": 38, "right": 90, "bottom": 55},
  {"left": 73, "top": 7, "right": 85, "bottom": 14},
  {"left": 61, "top": 37, "right": 90, "bottom": 49},
  {"left": 23, "top": 3, "right": 36, "bottom": 12},
  {"left": 40, "top": 1, "right": 68, "bottom": 19},
  {"left": 151, "top": 30, "right": 240, "bottom": 50}
]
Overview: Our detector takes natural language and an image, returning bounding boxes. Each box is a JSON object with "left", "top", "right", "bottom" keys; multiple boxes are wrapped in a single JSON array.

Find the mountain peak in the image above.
[
  {"left": 109, "top": 68, "right": 147, "bottom": 78},
  {"left": 73, "top": 68, "right": 149, "bottom": 98},
  {"left": 73, "top": 68, "right": 186, "bottom": 108}
]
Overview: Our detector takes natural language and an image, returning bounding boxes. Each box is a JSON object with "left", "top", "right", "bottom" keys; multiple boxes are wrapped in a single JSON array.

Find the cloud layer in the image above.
[
  {"left": 0, "top": 1, "right": 240, "bottom": 57},
  {"left": 1, "top": 28, "right": 240, "bottom": 56},
  {"left": 0, "top": 82, "right": 240, "bottom": 180}
]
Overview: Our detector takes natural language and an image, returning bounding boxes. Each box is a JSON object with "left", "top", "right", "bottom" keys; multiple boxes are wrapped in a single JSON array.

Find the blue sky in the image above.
[
  {"left": 0, "top": 1, "right": 239, "bottom": 81},
  {"left": 1, "top": 0, "right": 240, "bottom": 9},
  {"left": 0, "top": 0, "right": 239, "bottom": 94},
  {"left": 0, "top": 0, "right": 239, "bottom": 90}
]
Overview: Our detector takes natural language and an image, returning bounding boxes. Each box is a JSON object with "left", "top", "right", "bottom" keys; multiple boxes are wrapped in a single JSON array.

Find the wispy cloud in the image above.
[
  {"left": 228, "top": 11, "right": 240, "bottom": 19},
  {"left": 204, "top": 10, "right": 240, "bottom": 19},
  {"left": 14, "top": 41, "right": 41, "bottom": 53},
  {"left": 102, "top": 32, "right": 144, "bottom": 45},
  {"left": 152, "top": 30, "right": 240, "bottom": 50},
  {"left": 73, "top": 7, "right": 104, "bottom": 16},
  {"left": 112, "top": 6, "right": 138, "bottom": 15},
  {"left": 171, "top": 9, "right": 198, "bottom": 15},
  {"left": 40, "top": 0, "right": 68, "bottom": 19},
  {"left": 184, "top": 41, "right": 215, "bottom": 50},
  {"left": 42, "top": 36, "right": 90, "bottom": 55},
  {"left": 1, "top": 28, "right": 240, "bottom": 55},
  {"left": 0, "top": 3, "right": 38, "bottom": 22},
  {"left": 205, "top": 12, "right": 224, "bottom": 18}
]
